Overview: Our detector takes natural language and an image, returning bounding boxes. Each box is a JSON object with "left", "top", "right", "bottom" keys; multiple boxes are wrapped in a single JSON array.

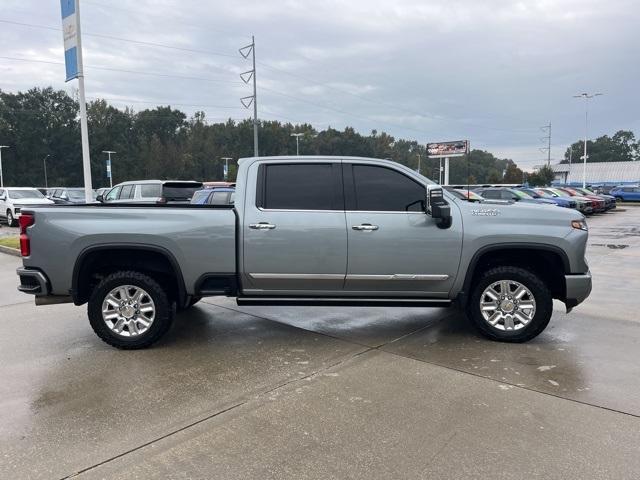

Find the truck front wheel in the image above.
[
  {"left": 88, "top": 271, "right": 174, "bottom": 349},
  {"left": 467, "top": 266, "right": 552, "bottom": 342}
]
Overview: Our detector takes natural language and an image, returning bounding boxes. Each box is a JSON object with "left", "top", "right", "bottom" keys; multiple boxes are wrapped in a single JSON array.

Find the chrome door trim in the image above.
[
  {"left": 249, "top": 273, "right": 345, "bottom": 280},
  {"left": 346, "top": 274, "right": 449, "bottom": 281}
]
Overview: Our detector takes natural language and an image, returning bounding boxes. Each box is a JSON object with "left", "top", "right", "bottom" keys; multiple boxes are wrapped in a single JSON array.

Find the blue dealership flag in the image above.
[{"left": 60, "top": 0, "right": 79, "bottom": 81}]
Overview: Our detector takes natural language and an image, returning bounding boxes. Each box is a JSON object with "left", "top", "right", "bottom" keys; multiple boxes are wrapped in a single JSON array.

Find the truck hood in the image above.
[{"left": 455, "top": 197, "right": 583, "bottom": 226}]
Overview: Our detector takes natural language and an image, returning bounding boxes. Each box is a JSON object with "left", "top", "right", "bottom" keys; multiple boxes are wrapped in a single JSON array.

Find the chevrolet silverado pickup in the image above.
[{"left": 16, "top": 156, "right": 592, "bottom": 349}]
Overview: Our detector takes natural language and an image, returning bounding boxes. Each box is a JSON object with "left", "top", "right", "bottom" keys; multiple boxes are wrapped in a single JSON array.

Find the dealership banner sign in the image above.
[
  {"left": 60, "top": 0, "right": 80, "bottom": 81},
  {"left": 427, "top": 140, "right": 469, "bottom": 158}
]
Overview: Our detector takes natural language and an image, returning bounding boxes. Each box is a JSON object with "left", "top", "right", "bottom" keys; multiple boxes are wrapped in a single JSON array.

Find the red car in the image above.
[{"left": 557, "top": 187, "right": 606, "bottom": 213}]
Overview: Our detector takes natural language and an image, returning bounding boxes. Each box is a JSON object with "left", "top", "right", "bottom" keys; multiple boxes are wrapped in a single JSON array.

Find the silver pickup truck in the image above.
[{"left": 16, "top": 156, "right": 592, "bottom": 349}]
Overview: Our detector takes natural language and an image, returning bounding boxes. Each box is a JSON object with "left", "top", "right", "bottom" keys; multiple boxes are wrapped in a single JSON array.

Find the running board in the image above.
[{"left": 236, "top": 297, "right": 452, "bottom": 307}]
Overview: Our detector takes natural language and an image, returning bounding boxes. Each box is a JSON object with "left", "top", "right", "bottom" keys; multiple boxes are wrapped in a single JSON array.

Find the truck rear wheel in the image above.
[
  {"left": 88, "top": 271, "right": 174, "bottom": 349},
  {"left": 467, "top": 266, "right": 552, "bottom": 342}
]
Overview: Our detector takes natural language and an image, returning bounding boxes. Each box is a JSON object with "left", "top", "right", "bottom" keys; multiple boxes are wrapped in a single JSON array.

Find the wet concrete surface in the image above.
[{"left": 0, "top": 207, "right": 639, "bottom": 479}]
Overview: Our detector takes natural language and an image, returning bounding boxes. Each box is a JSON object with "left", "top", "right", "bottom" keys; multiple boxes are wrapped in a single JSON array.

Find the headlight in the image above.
[{"left": 571, "top": 219, "right": 588, "bottom": 231}]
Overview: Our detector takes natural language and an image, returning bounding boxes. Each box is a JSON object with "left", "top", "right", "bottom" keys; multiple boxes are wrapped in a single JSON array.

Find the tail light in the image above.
[{"left": 19, "top": 213, "right": 34, "bottom": 257}]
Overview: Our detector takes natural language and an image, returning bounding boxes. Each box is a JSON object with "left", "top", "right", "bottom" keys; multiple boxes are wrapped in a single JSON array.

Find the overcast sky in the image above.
[{"left": 2, "top": 0, "right": 639, "bottom": 169}]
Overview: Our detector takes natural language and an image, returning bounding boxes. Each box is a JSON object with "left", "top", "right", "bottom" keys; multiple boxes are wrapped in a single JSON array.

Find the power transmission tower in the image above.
[
  {"left": 539, "top": 122, "right": 551, "bottom": 166},
  {"left": 239, "top": 36, "right": 258, "bottom": 157}
]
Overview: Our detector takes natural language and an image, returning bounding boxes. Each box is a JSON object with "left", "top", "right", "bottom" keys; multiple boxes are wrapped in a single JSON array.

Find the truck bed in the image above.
[{"left": 21, "top": 204, "right": 237, "bottom": 298}]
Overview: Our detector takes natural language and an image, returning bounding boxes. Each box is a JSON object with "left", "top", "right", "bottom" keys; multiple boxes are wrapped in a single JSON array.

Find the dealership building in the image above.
[{"left": 543, "top": 161, "right": 640, "bottom": 186}]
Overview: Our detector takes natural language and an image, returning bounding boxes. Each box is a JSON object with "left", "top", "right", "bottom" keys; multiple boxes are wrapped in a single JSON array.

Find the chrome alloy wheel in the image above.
[
  {"left": 101, "top": 285, "right": 155, "bottom": 337},
  {"left": 479, "top": 280, "right": 536, "bottom": 331}
]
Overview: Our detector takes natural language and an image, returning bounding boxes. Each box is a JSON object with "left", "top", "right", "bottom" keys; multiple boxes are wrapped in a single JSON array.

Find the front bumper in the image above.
[{"left": 564, "top": 271, "right": 592, "bottom": 310}]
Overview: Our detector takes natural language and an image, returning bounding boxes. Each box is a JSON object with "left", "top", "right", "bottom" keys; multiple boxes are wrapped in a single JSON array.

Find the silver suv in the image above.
[{"left": 98, "top": 180, "right": 203, "bottom": 204}]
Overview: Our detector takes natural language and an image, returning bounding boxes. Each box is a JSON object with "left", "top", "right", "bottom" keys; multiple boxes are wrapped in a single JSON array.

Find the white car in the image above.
[{"left": 0, "top": 187, "right": 54, "bottom": 226}]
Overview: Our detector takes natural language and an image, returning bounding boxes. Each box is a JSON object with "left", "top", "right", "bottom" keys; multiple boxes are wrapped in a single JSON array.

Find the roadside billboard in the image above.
[{"left": 427, "top": 140, "right": 469, "bottom": 158}]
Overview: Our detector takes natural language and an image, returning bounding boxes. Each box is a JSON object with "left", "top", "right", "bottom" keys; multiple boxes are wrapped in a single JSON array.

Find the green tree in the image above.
[{"left": 527, "top": 165, "right": 555, "bottom": 186}]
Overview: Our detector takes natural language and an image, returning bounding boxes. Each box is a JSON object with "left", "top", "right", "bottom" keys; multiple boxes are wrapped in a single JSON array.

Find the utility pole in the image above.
[
  {"left": 221, "top": 157, "right": 233, "bottom": 181},
  {"left": 540, "top": 122, "right": 551, "bottom": 166},
  {"left": 573, "top": 92, "right": 603, "bottom": 188},
  {"left": 290, "top": 133, "right": 304, "bottom": 155},
  {"left": 43, "top": 154, "right": 50, "bottom": 188},
  {"left": 102, "top": 150, "right": 116, "bottom": 188},
  {"left": 0, "top": 145, "right": 9, "bottom": 188},
  {"left": 239, "top": 36, "right": 258, "bottom": 157},
  {"left": 416, "top": 154, "right": 421, "bottom": 174}
]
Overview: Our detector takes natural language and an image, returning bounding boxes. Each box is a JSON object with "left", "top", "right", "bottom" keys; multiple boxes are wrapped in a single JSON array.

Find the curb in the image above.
[{"left": 0, "top": 244, "right": 20, "bottom": 257}]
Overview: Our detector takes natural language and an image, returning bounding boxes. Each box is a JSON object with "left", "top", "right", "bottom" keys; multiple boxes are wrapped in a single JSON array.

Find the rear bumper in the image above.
[
  {"left": 16, "top": 268, "right": 50, "bottom": 296},
  {"left": 564, "top": 271, "right": 592, "bottom": 310}
]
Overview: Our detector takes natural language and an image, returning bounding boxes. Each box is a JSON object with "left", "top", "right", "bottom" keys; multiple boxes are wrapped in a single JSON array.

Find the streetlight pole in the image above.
[
  {"left": 102, "top": 151, "right": 116, "bottom": 188},
  {"left": 0, "top": 146, "right": 9, "bottom": 188},
  {"left": 42, "top": 154, "right": 50, "bottom": 189},
  {"left": 416, "top": 154, "right": 421, "bottom": 174},
  {"left": 221, "top": 157, "right": 233, "bottom": 181},
  {"left": 290, "top": 133, "right": 304, "bottom": 155},
  {"left": 573, "top": 92, "right": 603, "bottom": 188}
]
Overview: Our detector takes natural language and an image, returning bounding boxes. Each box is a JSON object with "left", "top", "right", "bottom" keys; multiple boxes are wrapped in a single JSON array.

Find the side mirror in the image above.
[
  {"left": 96, "top": 194, "right": 104, "bottom": 202},
  {"left": 426, "top": 186, "right": 452, "bottom": 229}
]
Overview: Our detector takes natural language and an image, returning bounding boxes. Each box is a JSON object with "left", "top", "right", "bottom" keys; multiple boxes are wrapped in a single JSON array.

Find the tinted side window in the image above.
[
  {"left": 209, "top": 191, "right": 230, "bottom": 205},
  {"left": 501, "top": 190, "right": 516, "bottom": 200},
  {"left": 481, "top": 189, "right": 501, "bottom": 200},
  {"left": 120, "top": 185, "right": 134, "bottom": 199},
  {"left": 140, "top": 184, "right": 162, "bottom": 198},
  {"left": 350, "top": 165, "right": 424, "bottom": 212},
  {"left": 262, "top": 163, "right": 338, "bottom": 210}
]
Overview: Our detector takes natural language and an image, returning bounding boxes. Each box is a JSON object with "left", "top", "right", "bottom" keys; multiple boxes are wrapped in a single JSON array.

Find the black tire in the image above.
[
  {"left": 88, "top": 271, "right": 174, "bottom": 349},
  {"left": 466, "top": 266, "right": 553, "bottom": 343},
  {"left": 7, "top": 210, "right": 16, "bottom": 227}
]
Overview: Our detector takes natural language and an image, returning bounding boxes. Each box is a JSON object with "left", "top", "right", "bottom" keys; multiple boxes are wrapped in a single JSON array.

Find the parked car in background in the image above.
[
  {"left": 558, "top": 187, "right": 606, "bottom": 213},
  {"left": 443, "top": 187, "right": 484, "bottom": 202},
  {"left": 191, "top": 187, "right": 236, "bottom": 205},
  {"left": 0, "top": 187, "right": 54, "bottom": 226},
  {"left": 540, "top": 188, "right": 594, "bottom": 215},
  {"left": 572, "top": 187, "right": 616, "bottom": 210},
  {"left": 610, "top": 186, "right": 640, "bottom": 202},
  {"left": 49, "top": 188, "right": 90, "bottom": 204},
  {"left": 474, "top": 187, "right": 557, "bottom": 206},
  {"left": 518, "top": 187, "right": 577, "bottom": 209},
  {"left": 95, "top": 187, "right": 110, "bottom": 199},
  {"left": 98, "top": 180, "right": 203, "bottom": 204}
]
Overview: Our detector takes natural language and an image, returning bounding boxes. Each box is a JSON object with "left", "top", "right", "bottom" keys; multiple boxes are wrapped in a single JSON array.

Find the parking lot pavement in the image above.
[{"left": 0, "top": 207, "right": 639, "bottom": 479}]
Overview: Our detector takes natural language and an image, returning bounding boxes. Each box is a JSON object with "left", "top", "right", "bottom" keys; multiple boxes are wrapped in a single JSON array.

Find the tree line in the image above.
[{"left": 0, "top": 87, "right": 632, "bottom": 188}]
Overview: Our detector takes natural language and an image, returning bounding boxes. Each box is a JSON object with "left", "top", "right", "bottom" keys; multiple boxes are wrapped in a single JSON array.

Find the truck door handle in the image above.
[
  {"left": 352, "top": 224, "right": 379, "bottom": 231},
  {"left": 249, "top": 222, "right": 276, "bottom": 230}
]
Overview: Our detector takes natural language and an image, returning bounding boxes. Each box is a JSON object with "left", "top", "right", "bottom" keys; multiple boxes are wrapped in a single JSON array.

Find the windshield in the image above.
[
  {"left": 8, "top": 189, "right": 45, "bottom": 199},
  {"left": 552, "top": 189, "right": 571, "bottom": 198},
  {"left": 512, "top": 189, "right": 532, "bottom": 199},
  {"left": 533, "top": 189, "right": 552, "bottom": 198}
]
